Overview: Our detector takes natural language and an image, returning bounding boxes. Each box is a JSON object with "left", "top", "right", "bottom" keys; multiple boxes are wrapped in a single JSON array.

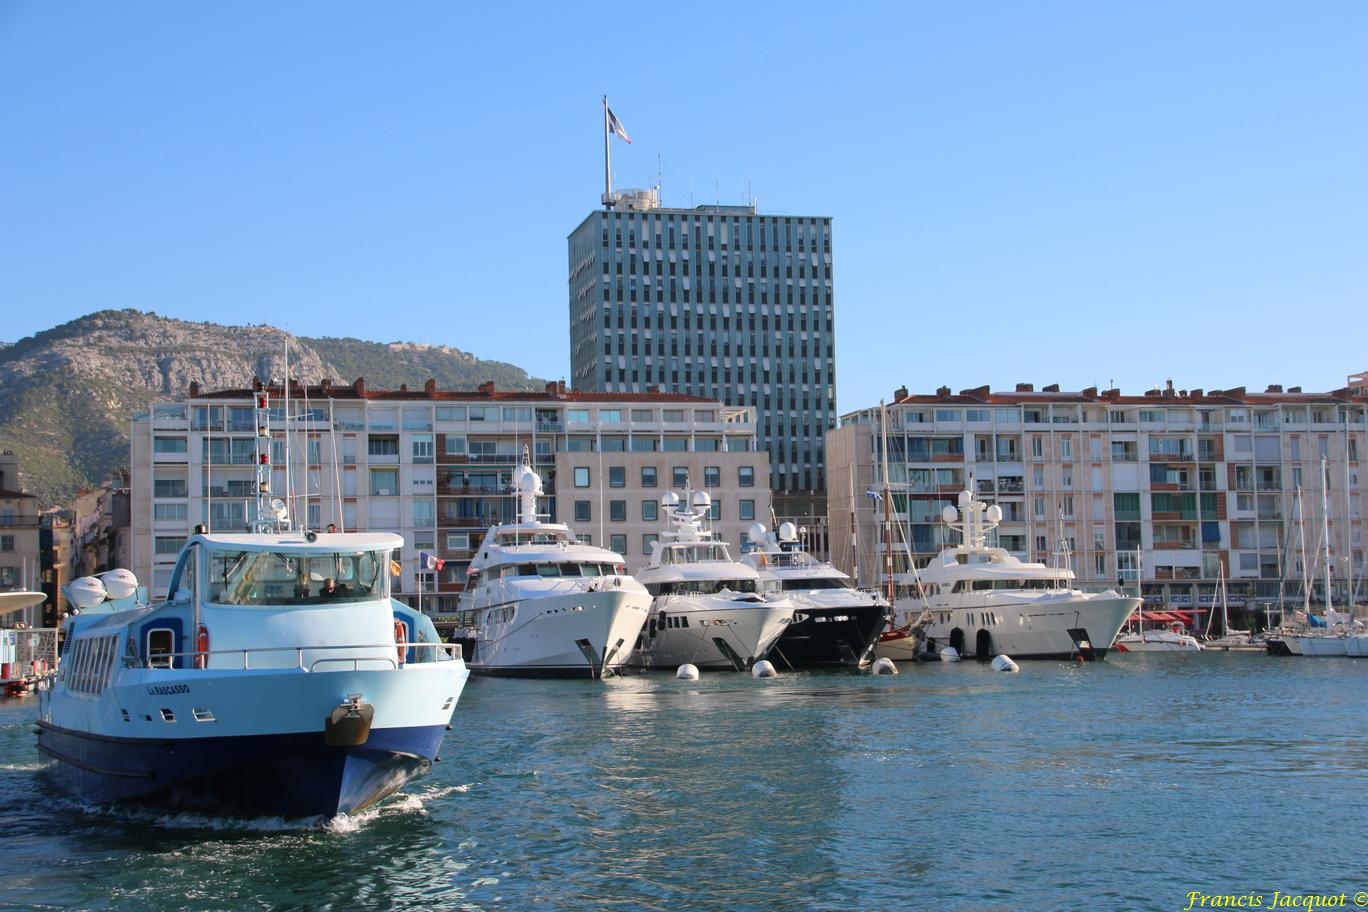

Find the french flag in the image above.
[{"left": 419, "top": 551, "right": 445, "bottom": 572}]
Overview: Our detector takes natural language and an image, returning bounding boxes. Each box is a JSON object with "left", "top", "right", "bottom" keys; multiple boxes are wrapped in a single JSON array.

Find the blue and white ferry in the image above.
[{"left": 37, "top": 393, "right": 469, "bottom": 818}]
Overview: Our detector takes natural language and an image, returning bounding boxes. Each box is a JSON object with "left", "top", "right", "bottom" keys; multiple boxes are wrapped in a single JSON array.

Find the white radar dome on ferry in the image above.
[
  {"left": 778, "top": 522, "right": 798, "bottom": 542},
  {"left": 661, "top": 491, "right": 680, "bottom": 507},
  {"left": 67, "top": 576, "right": 107, "bottom": 610},
  {"left": 747, "top": 523, "right": 768, "bottom": 544},
  {"left": 942, "top": 505, "right": 959, "bottom": 524},
  {"left": 691, "top": 491, "right": 711, "bottom": 509},
  {"left": 99, "top": 569, "right": 138, "bottom": 600},
  {"left": 957, "top": 490, "right": 972, "bottom": 508},
  {"left": 986, "top": 505, "right": 1003, "bottom": 524}
]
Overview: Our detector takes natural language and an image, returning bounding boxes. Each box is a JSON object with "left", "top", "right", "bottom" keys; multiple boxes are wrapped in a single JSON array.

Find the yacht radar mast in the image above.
[
  {"left": 511, "top": 446, "right": 545, "bottom": 525},
  {"left": 941, "top": 489, "right": 1002, "bottom": 551}
]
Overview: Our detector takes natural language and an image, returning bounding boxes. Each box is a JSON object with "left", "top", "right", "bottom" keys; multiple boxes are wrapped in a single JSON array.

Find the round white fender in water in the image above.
[
  {"left": 751, "top": 660, "right": 778, "bottom": 678},
  {"left": 991, "top": 655, "right": 1020, "bottom": 673},
  {"left": 870, "top": 657, "right": 898, "bottom": 675},
  {"left": 676, "top": 664, "right": 700, "bottom": 681},
  {"left": 939, "top": 646, "right": 961, "bottom": 663}
]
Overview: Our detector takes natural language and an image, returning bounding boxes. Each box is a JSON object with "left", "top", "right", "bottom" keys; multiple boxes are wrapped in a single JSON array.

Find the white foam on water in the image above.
[
  {"left": 471, "top": 877, "right": 500, "bottom": 887},
  {"left": 0, "top": 762, "right": 44, "bottom": 771}
]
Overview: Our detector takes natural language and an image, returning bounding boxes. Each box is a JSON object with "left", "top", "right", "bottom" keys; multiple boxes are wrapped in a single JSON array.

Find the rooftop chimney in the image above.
[
  {"left": 353, "top": 377, "right": 366, "bottom": 396},
  {"left": 1082, "top": 386, "right": 1097, "bottom": 398},
  {"left": 424, "top": 378, "right": 437, "bottom": 395},
  {"left": 1190, "top": 388, "right": 1203, "bottom": 398},
  {"left": 399, "top": 383, "right": 409, "bottom": 393},
  {"left": 960, "top": 385, "right": 990, "bottom": 400},
  {"left": 1265, "top": 384, "right": 1283, "bottom": 393},
  {"left": 893, "top": 385, "right": 909, "bottom": 402},
  {"left": 936, "top": 385, "right": 951, "bottom": 398},
  {"left": 478, "top": 380, "right": 495, "bottom": 396},
  {"left": 188, "top": 380, "right": 200, "bottom": 397},
  {"left": 545, "top": 381, "right": 559, "bottom": 395},
  {"left": 1288, "top": 386, "right": 1302, "bottom": 393},
  {"left": 1042, "top": 383, "right": 1060, "bottom": 393},
  {"left": 320, "top": 378, "right": 332, "bottom": 394},
  {"left": 1015, "top": 383, "right": 1034, "bottom": 392}
]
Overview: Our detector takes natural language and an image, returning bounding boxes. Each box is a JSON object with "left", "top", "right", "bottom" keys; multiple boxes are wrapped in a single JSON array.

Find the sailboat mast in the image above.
[
  {"left": 1322, "top": 456, "right": 1333, "bottom": 615},
  {"left": 848, "top": 464, "right": 859, "bottom": 586},
  {"left": 879, "top": 400, "right": 894, "bottom": 605}
]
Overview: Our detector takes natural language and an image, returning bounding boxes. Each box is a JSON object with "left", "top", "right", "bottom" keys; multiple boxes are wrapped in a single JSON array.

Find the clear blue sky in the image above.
[{"left": 2, "top": 1, "right": 1364, "bottom": 412}]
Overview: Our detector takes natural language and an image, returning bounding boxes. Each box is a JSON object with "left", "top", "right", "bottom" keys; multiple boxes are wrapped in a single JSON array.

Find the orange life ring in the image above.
[
  {"left": 394, "top": 619, "right": 407, "bottom": 665},
  {"left": 194, "top": 624, "right": 209, "bottom": 669}
]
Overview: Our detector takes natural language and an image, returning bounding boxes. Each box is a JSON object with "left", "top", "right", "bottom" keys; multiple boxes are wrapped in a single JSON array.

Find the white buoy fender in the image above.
[
  {"left": 939, "top": 646, "right": 961, "bottom": 663},
  {"left": 676, "top": 664, "right": 700, "bottom": 681},
  {"left": 870, "top": 657, "right": 898, "bottom": 675},
  {"left": 991, "top": 655, "right": 1020, "bottom": 673},
  {"left": 751, "top": 659, "right": 778, "bottom": 678}
]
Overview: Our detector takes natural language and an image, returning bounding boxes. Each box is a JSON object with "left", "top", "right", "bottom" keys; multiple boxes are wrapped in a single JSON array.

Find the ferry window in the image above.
[
  {"left": 205, "top": 550, "right": 389, "bottom": 605},
  {"left": 147, "top": 629, "right": 175, "bottom": 668}
]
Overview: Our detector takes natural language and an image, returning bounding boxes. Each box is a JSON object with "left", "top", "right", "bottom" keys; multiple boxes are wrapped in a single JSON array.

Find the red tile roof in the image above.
[{"left": 190, "top": 378, "right": 715, "bottom": 404}]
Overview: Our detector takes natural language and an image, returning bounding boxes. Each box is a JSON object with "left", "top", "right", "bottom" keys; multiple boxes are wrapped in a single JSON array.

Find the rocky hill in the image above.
[{"left": 0, "top": 310, "right": 546, "bottom": 505}]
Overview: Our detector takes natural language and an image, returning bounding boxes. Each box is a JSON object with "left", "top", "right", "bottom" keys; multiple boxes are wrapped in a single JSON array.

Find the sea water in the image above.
[{"left": 3, "top": 654, "right": 1368, "bottom": 911}]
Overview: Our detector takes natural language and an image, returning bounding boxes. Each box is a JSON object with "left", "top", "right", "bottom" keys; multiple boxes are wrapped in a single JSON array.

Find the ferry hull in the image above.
[{"left": 37, "top": 721, "right": 446, "bottom": 818}]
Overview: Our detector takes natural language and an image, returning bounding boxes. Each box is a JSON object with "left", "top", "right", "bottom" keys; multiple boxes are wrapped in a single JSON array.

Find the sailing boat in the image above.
[
  {"left": 1294, "top": 459, "right": 1351, "bottom": 657},
  {"left": 1111, "top": 547, "right": 1203, "bottom": 653},
  {"left": 1202, "top": 562, "right": 1259, "bottom": 651}
]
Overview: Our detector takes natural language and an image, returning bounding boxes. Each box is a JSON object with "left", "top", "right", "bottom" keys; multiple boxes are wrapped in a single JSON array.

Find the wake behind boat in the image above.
[
  {"left": 37, "top": 390, "right": 468, "bottom": 819},
  {"left": 460, "top": 451, "right": 651, "bottom": 678}
]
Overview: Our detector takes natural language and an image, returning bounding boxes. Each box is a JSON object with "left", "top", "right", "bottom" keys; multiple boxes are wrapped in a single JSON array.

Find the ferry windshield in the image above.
[{"left": 206, "top": 550, "right": 390, "bottom": 605}]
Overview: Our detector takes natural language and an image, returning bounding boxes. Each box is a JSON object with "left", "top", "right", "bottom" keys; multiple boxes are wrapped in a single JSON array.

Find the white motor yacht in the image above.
[
  {"left": 882, "top": 490, "right": 1137, "bottom": 661},
  {"left": 633, "top": 489, "right": 795, "bottom": 671},
  {"left": 1113, "top": 624, "right": 1204, "bottom": 653},
  {"left": 460, "top": 452, "right": 651, "bottom": 678}
]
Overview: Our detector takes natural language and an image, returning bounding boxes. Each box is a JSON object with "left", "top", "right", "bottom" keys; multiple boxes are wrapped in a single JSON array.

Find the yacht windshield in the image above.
[
  {"left": 206, "top": 550, "right": 390, "bottom": 605},
  {"left": 648, "top": 579, "right": 757, "bottom": 596},
  {"left": 662, "top": 543, "right": 731, "bottom": 564},
  {"left": 779, "top": 577, "right": 853, "bottom": 591}
]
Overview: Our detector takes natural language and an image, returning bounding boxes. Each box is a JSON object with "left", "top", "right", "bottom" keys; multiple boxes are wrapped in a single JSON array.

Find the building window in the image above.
[
  {"left": 0, "top": 535, "right": 13, "bottom": 552},
  {"left": 642, "top": 500, "right": 658, "bottom": 522},
  {"left": 740, "top": 500, "right": 755, "bottom": 521},
  {"left": 610, "top": 500, "right": 626, "bottom": 522},
  {"left": 672, "top": 467, "right": 689, "bottom": 488},
  {"left": 154, "top": 536, "right": 185, "bottom": 556},
  {"left": 739, "top": 466, "right": 755, "bottom": 487},
  {"left": 643, "top": 533, "right": 659, "bottom": 554},
  {"left": 609, "top": 466, "right": 626, "bottom": 487},
  {"left": 411, "top": 436, "right": 434, "bottom": 463},
  {"left": 610, "top": 534, "right": 627, "bottom": 555},
  {"left": 641, "top": 466, "right": 658, "bottom": 487},
  {"left": 154, "top": 503, "right": 188, "bottom": 521},
  {"left": 370, "top": 468, "right": 398, "bottom": 496},
  {"left": 154, "top": 479, "right": 188, "bottom": 498},
  {"left": 153, "top": 436, "right": 187, "bottom": 454},
  {"left": 413, "top": 500, "right": 435, "bottom": 527},
  {"left": 708, "top": 500, "right": 722, "bottom": 521},
  {"left": 574, "top": 467, "right": 590, "bottom": 488},
  {"left": 446, "top": 532, "right": 470, "bottom": 551},
  {"left": 703, "top": 466, "right": 721, "bottom": 488},
  {"left": 575, "top": 501, "right": 591, "bottom": 523}
]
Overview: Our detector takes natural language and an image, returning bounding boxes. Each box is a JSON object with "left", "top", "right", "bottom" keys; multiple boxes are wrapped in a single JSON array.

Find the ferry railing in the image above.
[{"left": 133, "top": 641, "right": 460, "bottom": 672}]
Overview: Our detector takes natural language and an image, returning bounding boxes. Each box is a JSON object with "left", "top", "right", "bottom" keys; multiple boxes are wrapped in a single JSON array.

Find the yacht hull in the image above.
[
  {"left": 771, "top": 602, "right": 886, "bottom": 668},
  {"left": 469, "top": 589, "right": 651, "bottom": 678},
  {"left": 633, "top": 598, "right": 792, "bottom": 670},
  {"left": 1296, "top": 635, "right": 1349, "bottom": 657},
  {"left": 911, "top": 596, "right": 1137, "bottom": 661},
  {"left": 1345, "top": 636, "right": 1368, "bottom": 657},
  {"left": 1113, "top": 633, "right": 1203, "bottom": 653}
]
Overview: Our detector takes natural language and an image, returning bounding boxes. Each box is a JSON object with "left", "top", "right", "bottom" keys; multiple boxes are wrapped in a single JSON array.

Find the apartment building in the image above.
[
  {"left": 828, "top": 381, "right": 1368, "bottom": 617},
  {"left": 130, "top": 378, "right": 769, "bottom": 610},
  {"left": 0, "top": 452, "right": 43, "bottom": 626}
]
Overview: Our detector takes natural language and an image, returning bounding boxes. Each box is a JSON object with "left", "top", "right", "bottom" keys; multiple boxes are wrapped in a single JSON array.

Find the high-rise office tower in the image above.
[{"left": 568, "top": 188, "right": 836, "bottom": 531}]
